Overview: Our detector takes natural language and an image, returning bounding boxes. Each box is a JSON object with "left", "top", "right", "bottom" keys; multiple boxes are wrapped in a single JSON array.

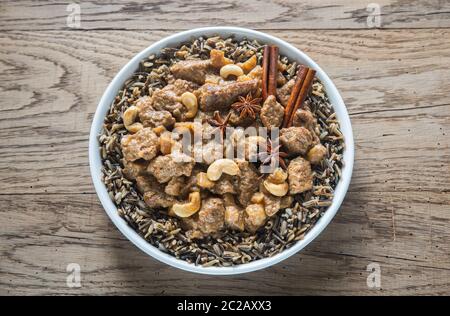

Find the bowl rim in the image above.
[{"left": 89, "top": 26, "right": 354, "bottom": 275}]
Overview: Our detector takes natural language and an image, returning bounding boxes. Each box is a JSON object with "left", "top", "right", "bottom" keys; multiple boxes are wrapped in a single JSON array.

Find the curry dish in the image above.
[{"left": 99, "top": 36, "right": 344, "bottom": 266}]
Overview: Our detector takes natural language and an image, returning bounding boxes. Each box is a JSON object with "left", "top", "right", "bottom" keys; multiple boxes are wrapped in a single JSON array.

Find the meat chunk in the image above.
[
  {"left": 139, "top": 79, "right": 198, "bottom": 119},
  {"left": 292, "top": 109, "right": 317, "bottom": 131},
  {"left": 135, "top": 175, "right": 158, "bottom": 194},
  {"left": 150, "top": 86, "right": 183, "bottom": 114},
  {"left": 292, "top": 108, "right": 320, "bottom": 145},
  {"left": 122, "top": 159, "right": 148, "bottom": 180},
  {"left": 227, "top": 131, "right": 266, "bottom": 162},
  {"left": 172, "top": 79, "right": 199, "bottom": 95},
  {"left": 244, "top": 204, "right": 267, "bottom": 232},
  {"left": 139, "top": 109, "right": 175, "bottom": 128},
  {"left": 225, "top": 206, "right": 245, "bottom": 231},
  {"left": 135, "top": 96, "right": 153, "bottom": 113},
  {"left": 143, "top": 190, "right": 176, "bottom": 209},
  {"left": 209, "top": 174, "right": 236, "bottom": 195},
  {"left": 228, "top": 109, "right": 254, "bottom": 127},
  {"left": 244, "top": 136, "right": 266, "bottom": 162},
  {"left": 198, "top": 79, "right": 258, "bottom": 112},
  {"left": 193, "top": 122, "right": 226, "bottom": 164},
  {"left": 235, "top": 160, "right": 260, "bottom": 206},
  {"left": 258, "top": 182, "right": 283, "bottom": 216},
  {"left": 121, "top": 128, "right": 159, "bottom": 161},
  {"left": 199, "top": 122, "right": 216, "bottom": 140},
  {"left": 263, "top": 194, "right": 281, "bottom": 217},
  {"left": 135, "top": 176, "right": 176, "bottom": 208},
  {"left": 287, "top": 157, "right": 313, "bottom": 194},
  {"left": 276, "top": 79, "right": 295, "bottom": 107},
  {"left": 280, "top": 195, "right": 294, "bottom": 209},
  {"left": 183, "top": 198, "right": 225, "bottom": 238},
  {"left": 223, "top": 194, "right": 245, "bottom": 231},
  {"left": 164, "top": 176, "right": 186, "bottom": 196},
  {"left": 260, "top": 95, "right": 284, "bottom": 129},
  {"left": 147, "top": 154, "right": 195, "bottom": 183},
  {"left": 197, "top": 198, "right": 225, "bottom": 234},
  {"left": 168, "top": 167, "right": 202, "bottom": 197},
  {"left": 170, "top": 59, "right": 213, "bottom": 85},
  {"left": 136, "top": 90, "right": 180, "bottom": 116},
  {"left": 280, "top": 127, "right": 313, "bottom": 155},
  {"left": 192, "top": 139, "right": 224, "bottom": 165},
  {"left": 204, "top": 73, "right": 226, "bottom": 85},
  {"left": 182, "top": 169, "right": 202, "bottom": 195}
]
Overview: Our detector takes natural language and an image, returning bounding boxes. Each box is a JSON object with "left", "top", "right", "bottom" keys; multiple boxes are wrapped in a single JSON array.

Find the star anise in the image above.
[
  {"left": 258, "top": 138, "right": 288, "bottom": 170},
  {"left": 207, "top": 111, "right": 231, "bottom": 140},
  {"left": 231, "top": 93, "right": 262, "bottom": 119}
]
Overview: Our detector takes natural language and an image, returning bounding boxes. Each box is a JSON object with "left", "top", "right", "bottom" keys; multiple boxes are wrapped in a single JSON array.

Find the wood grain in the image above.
[
  {"left": 0, "top": 30, "right": 449, "bottom": 194},
  {"left": 1, "top": 26, "right": 450, "bottom": 294},
  {"left": 1, "top": 190, "right": 449, "bottom": 295},
  {"left": 0, "top": 1, "right": 449, "bottom": 31}
]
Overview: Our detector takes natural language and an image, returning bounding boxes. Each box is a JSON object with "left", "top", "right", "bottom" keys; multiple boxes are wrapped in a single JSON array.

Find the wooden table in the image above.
[{"left": 1, "top": 1, "right": 449, "bottom": 295}]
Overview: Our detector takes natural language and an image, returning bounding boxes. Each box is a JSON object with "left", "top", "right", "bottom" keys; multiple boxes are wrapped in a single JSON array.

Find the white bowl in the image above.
[{"left": 89, "top": 27, "right": 354, "bottom": 275}]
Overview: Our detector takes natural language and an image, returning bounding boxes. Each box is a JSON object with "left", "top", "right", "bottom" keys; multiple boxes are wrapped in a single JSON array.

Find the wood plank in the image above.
[
  {"left": 1, "top": 28, "right": 450, "bottom": 296},
  {"left": 0, "top": 1, "right": 449, "bottom": 31},
  {"left": 1, "top": 191, "right": 449, "bottom": 295},
  {"left": 0, "top": 30, "right": 449, "bottom": 194}
]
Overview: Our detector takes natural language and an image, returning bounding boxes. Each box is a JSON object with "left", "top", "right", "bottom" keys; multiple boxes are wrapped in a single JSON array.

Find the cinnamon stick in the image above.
[
  {"left": 282, "top": 66, "right": 308, "bottom": 128},
  {"left": 286, "top": 68, "right": 316, "bottom": 128},
  {"left": 261, "top": 45, "right": 270, "bottom": 100},
  {"left": 267, "top": 45, "right": 279, "bottom": 97}
]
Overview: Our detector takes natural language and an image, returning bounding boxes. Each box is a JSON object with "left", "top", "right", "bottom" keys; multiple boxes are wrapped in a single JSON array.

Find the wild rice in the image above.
[{"left": 98, "top": 35, "right": 345, "bottom": 267}]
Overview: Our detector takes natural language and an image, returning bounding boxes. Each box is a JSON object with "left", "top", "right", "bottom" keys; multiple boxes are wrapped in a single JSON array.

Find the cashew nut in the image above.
[
  {"left": 171, "top": 191, "right": 201, "bottom": 218},
  {"left": 263, "top": 180, "right": 289, "bottom": 197},
  {"left": 263, "top": 168, "right": 289, "bottom": 196},
  {"left": 207, "top": 159, "right": 240, "bottom": 181},
  {"left": 123, "top": 106, "right": 141, "bottom": 133},
  {"left": 180, "top": 92, "right": 198, "bottom": 119},
  {"left": 210, "top": 49, "right": 233, "bottom": 68},
  {"left": 267, "top": 168, "right": 288, "bottom": 184},
  {"left": 196, "top": 172, "right": 215, "bottom": 189},
  {"left": 220, "top": 64, "right": 244, "bottom": 79},
  {"left": 237, "top": 55, "right": 257, "bottom": 74}
]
